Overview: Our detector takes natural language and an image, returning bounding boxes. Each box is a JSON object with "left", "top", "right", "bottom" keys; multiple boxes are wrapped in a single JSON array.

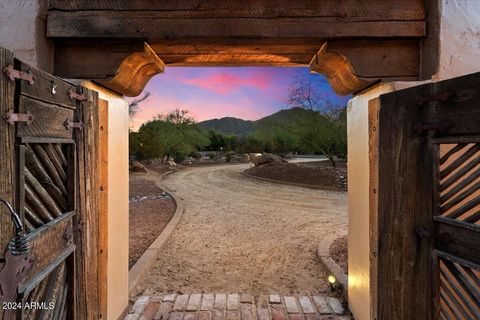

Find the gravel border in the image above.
[{"left": 128, "top": 189, "right": 185, "bottom": 295}]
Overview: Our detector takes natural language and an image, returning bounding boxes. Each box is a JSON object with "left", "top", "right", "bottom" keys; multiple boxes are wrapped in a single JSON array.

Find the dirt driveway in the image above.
[{"left": 135, "top": 164, "right": 347, "bottom": 296}]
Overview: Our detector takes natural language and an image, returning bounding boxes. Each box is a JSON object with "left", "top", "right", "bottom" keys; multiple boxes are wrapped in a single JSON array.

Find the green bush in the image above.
[
  {"left": 207, "top": 152, "right": 217, "bottom": 160},
  {"left": 225, "top": 151, "right": 234, "bottom": 162}
]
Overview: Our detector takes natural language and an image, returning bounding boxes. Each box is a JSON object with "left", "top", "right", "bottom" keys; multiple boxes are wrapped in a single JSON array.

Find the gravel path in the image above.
[{"left": 135, "top": 164, "right": 347, "bottom": 296}]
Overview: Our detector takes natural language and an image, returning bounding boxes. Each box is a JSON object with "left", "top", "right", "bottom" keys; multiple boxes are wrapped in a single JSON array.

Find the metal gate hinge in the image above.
[
  {"left": 3, "top": 110, "right": 34, "bottom": 126},
  {"left": 3, "top": 64, "right": 36, "bottom": 85},
  {"left": 67, "top": 88, "right": 87, "bottom": 102},
  {"left": 64, "top": 119, "right": 83, "bottom": 130}
]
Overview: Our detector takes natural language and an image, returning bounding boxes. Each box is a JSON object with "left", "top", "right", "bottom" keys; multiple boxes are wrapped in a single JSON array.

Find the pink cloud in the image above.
[{"left": 181, "top": 72, "right": 273, "bottom": 94}]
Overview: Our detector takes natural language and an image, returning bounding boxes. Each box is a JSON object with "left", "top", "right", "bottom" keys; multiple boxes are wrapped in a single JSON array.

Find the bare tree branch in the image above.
[{"left": 128, "top": 91, "right": 151, "bottom": 118}]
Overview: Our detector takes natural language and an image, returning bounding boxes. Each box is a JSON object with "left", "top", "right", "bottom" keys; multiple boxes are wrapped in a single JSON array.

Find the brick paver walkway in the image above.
[{"left": 125, "top": 294, "right": 350, "bottom": 320}]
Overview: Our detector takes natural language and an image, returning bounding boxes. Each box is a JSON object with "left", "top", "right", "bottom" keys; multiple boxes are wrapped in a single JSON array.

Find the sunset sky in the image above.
[{"left": 129, "top": 67, "right": 351, "bottom": 131}]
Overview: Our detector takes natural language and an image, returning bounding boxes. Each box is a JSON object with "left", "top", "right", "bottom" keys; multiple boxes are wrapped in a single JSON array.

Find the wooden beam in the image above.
[
  {"left": 48, "top": 0, "right": 425, "bottom": 21},
  {"left": 309, "top": 43, "right": 374, "bottom": 95},
  {"left": 97, "top": 43, "right": 165, "bottom": 97},
  {"left": 53, "top": 39, "right": 420, "bottom": 81},
  {"left": 47, "top": 11, "right": 425, "bottom": 39}
]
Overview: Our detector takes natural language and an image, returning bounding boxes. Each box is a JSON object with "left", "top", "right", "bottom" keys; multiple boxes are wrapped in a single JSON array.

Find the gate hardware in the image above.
[
  {"left": 0, "top": 199, "right": 29, "bottom": 255},
  {"left": 414, "top": 120, "right": 453, "bottom": 133},
  {"left": 67, "top": 88, "right": 87, "bottom": 102},
  {"left": 3, "top": 64, "right": 36, "bottom": 85},
  {"left": 415, "top": 90, "right": 454, "bottom": 105},
  {"left": 64, "top": 119, "right": 84, "bottom": 130},
  {"left": 3, "top": 110, "right": 34, "bottom": 126}
]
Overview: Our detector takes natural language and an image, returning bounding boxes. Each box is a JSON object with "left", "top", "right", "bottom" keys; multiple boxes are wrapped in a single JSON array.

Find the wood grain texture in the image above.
[
  {"left": 0, "top": 47, "right": 15, "bottom": 259},
  {"left": 368, "top": 97, "right": 380, "bottom": 320},
  {"left": 48, "top": 0, "right": 426, "bottom": 20},
  {"left": 73, "top": 86, "right": 100, "bottom": 320},
  {"left": 17, "top": 96, "right": 74, "bottom": 139},
  {"left": 47, "top": 11, "right": 426, "bottom": 39},
  {"left": 21, "top": 217, "right": 73, "bottom": 287},
  {"left": 373, "top": 83, "right": 434, "bottom": 319},
  {"left": 18, "top": 61, "right": 76, "bottom": 109},
  {"left": 97, "top": 99, "right": 108, "bottom": 319}
]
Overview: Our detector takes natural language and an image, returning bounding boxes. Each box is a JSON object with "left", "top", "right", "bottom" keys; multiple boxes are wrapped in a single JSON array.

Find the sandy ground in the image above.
[{"left": 135, "top": 163, "right": 347, "bottom": 296}]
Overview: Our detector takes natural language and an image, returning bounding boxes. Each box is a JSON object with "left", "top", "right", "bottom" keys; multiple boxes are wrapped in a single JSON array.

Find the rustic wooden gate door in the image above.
[
  {"left": 0, "top": 47, "right": 100, "bottom": 319},
  {"left": 370, "top": 72, "right": 480, "bottom": 319}
]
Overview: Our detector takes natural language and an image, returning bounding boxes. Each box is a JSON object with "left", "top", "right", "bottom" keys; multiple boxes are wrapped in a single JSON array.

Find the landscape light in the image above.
[{"left": 328, "top": 274, "right": 337, "bottom": 284}]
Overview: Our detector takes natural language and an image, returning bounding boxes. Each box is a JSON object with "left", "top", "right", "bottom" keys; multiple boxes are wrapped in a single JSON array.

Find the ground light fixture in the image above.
[{"left": 328, "top": 274, "right": 340, "bottom": 292}]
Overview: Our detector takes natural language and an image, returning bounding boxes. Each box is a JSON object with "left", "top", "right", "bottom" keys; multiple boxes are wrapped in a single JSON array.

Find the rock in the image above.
[
  {"left": 166, "top": 159, "right": 177, "bottom": 167},
  {"left": 254, "top": 153, "right": 287, "bottom": 167},
  {"left": 327, "top": 297, "right": 345, "bottom": 315},
  {"left": 130, "top": 160, "right": 147, "bottom": 172}
]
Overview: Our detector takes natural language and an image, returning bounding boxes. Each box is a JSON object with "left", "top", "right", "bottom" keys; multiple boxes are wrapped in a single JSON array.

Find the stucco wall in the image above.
[
  {"left": 82, "top": 82, "right": 129, "bottom": 320},
  {"left": 435, "top": 0, "right": 480, "bottom": 80},
  {"left": 0, "top": 0, "right": 52, "bottom": 72}
]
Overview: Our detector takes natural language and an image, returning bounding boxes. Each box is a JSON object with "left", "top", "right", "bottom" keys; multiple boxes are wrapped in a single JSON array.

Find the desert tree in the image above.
[{"left": 284, "top": 75, "right": 347, "bottom": 167}]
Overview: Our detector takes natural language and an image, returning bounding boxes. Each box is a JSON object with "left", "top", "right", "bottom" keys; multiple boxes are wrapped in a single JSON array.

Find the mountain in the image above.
[
  {"left": 198, "top": 117, "right": 257, "bottom": 135},
  {"left": 199, "top": 108, "right": 312, "bottom": 136}
]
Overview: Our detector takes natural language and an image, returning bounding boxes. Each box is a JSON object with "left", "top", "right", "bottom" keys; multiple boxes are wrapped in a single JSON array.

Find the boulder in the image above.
[
  {"left": 253, "top": 153, "right": 287, "bottom": 167},
  {"left": 129, "top": 160, "right": 147, "bottom": 172}
]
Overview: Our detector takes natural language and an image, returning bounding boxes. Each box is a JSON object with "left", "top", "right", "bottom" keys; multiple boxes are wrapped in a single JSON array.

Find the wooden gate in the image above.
[
  {"left": 0, "top": 47, "right": 100, "bottom": 319},
  {"left": 370, "top": 72, "right": 480, "bottom": 319}
]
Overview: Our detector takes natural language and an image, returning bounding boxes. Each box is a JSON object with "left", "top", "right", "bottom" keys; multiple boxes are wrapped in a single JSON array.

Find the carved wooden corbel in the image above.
[
  {"left": 97, "top": 43, "right": 164, "bottom": 97},
  {"left": 309, "top": 43, "right": 376, "bottom": 96}
]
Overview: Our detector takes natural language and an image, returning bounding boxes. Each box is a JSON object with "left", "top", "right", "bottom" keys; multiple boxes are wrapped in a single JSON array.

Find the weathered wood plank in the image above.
[
  {"left": 18, "top": 60, "right": 77, "bottom": 109},
  {"left": 0, "top": 47, "right": 16, "bottom": 259},
  {"left": 428, "top": 72, "right": 480, "bottom": 137},
  {"left": 25, "top": 166, "right": 63, "bottom": 218},
  {"left": 31, "top": 144, "right": 68, "bottom": 196},
  {"left": 368, "top": 97, "right": 380, "bottom": 320},
  {"left": 53, "top": 39, "right": 420, "bottom": 79},
  {"left": 97, "top": 99, "right": 108, "bottom": 319},
  {"left": 44, "top": 144, "right": 67, "bottom": 182},
  {"left": 48, "top": 0, "right": 426, "bottom": 21},
  {"left": 17, "top": 96, "right": 74, "bottom": 139},
  {"left": 21, "top": 217, "right": 74, "bottom": 286},
  {"left": 47, "top": 11, "right": 426, "bottom": 39},
  {"left": 372, "top": 83, "right": 434, "bottom": 319},
  {"left": 73, "top": 86, "right": 100, "bottom": 320}
]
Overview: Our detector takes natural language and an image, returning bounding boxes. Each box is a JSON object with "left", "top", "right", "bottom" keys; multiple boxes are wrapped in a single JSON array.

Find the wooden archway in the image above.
[{"left": 47, "top": 0, "right": 436, "bottom": 97}]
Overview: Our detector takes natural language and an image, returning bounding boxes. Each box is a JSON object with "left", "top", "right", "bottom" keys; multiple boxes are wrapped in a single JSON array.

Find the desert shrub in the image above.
[
  {"left": 225, "top": 151, "right": 235, "bottom": 162},
  {"left": 189, "top": 151, "right": 201, "bottom": 159},
  {"left": 207, "top": 152, "right": 217, "bottom": 159}
]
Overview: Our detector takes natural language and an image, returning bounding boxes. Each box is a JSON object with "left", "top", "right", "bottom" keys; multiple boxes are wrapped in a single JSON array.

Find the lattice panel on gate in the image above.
[
  {"left": 24, "top": 143, "right": 70, "bottom": 233},
  {"left": 20, "top": 260, "right": 70, "bottom": 319},
  {"left": 437, "top": 254, "right": 480, "bottom": 320},
  {"left": 436, "top": 143, "right": 480, "bottom": 225}
]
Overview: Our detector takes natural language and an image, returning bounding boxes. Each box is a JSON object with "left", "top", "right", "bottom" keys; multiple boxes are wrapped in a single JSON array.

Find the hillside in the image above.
[
  {"left": 198, "top": 117, "right": 257, "bottom": 135},
  {"left": 199, "top": 107, "right": 311, "bottom": 135}
]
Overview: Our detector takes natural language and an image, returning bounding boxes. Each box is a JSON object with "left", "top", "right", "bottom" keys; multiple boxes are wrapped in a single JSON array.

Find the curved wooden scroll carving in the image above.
[
  {"left": 309, "top": 43, "right": 375, "bottom": 96},
  {"left": 98, "top": 43, "right": 164, "bottom": 97}
]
